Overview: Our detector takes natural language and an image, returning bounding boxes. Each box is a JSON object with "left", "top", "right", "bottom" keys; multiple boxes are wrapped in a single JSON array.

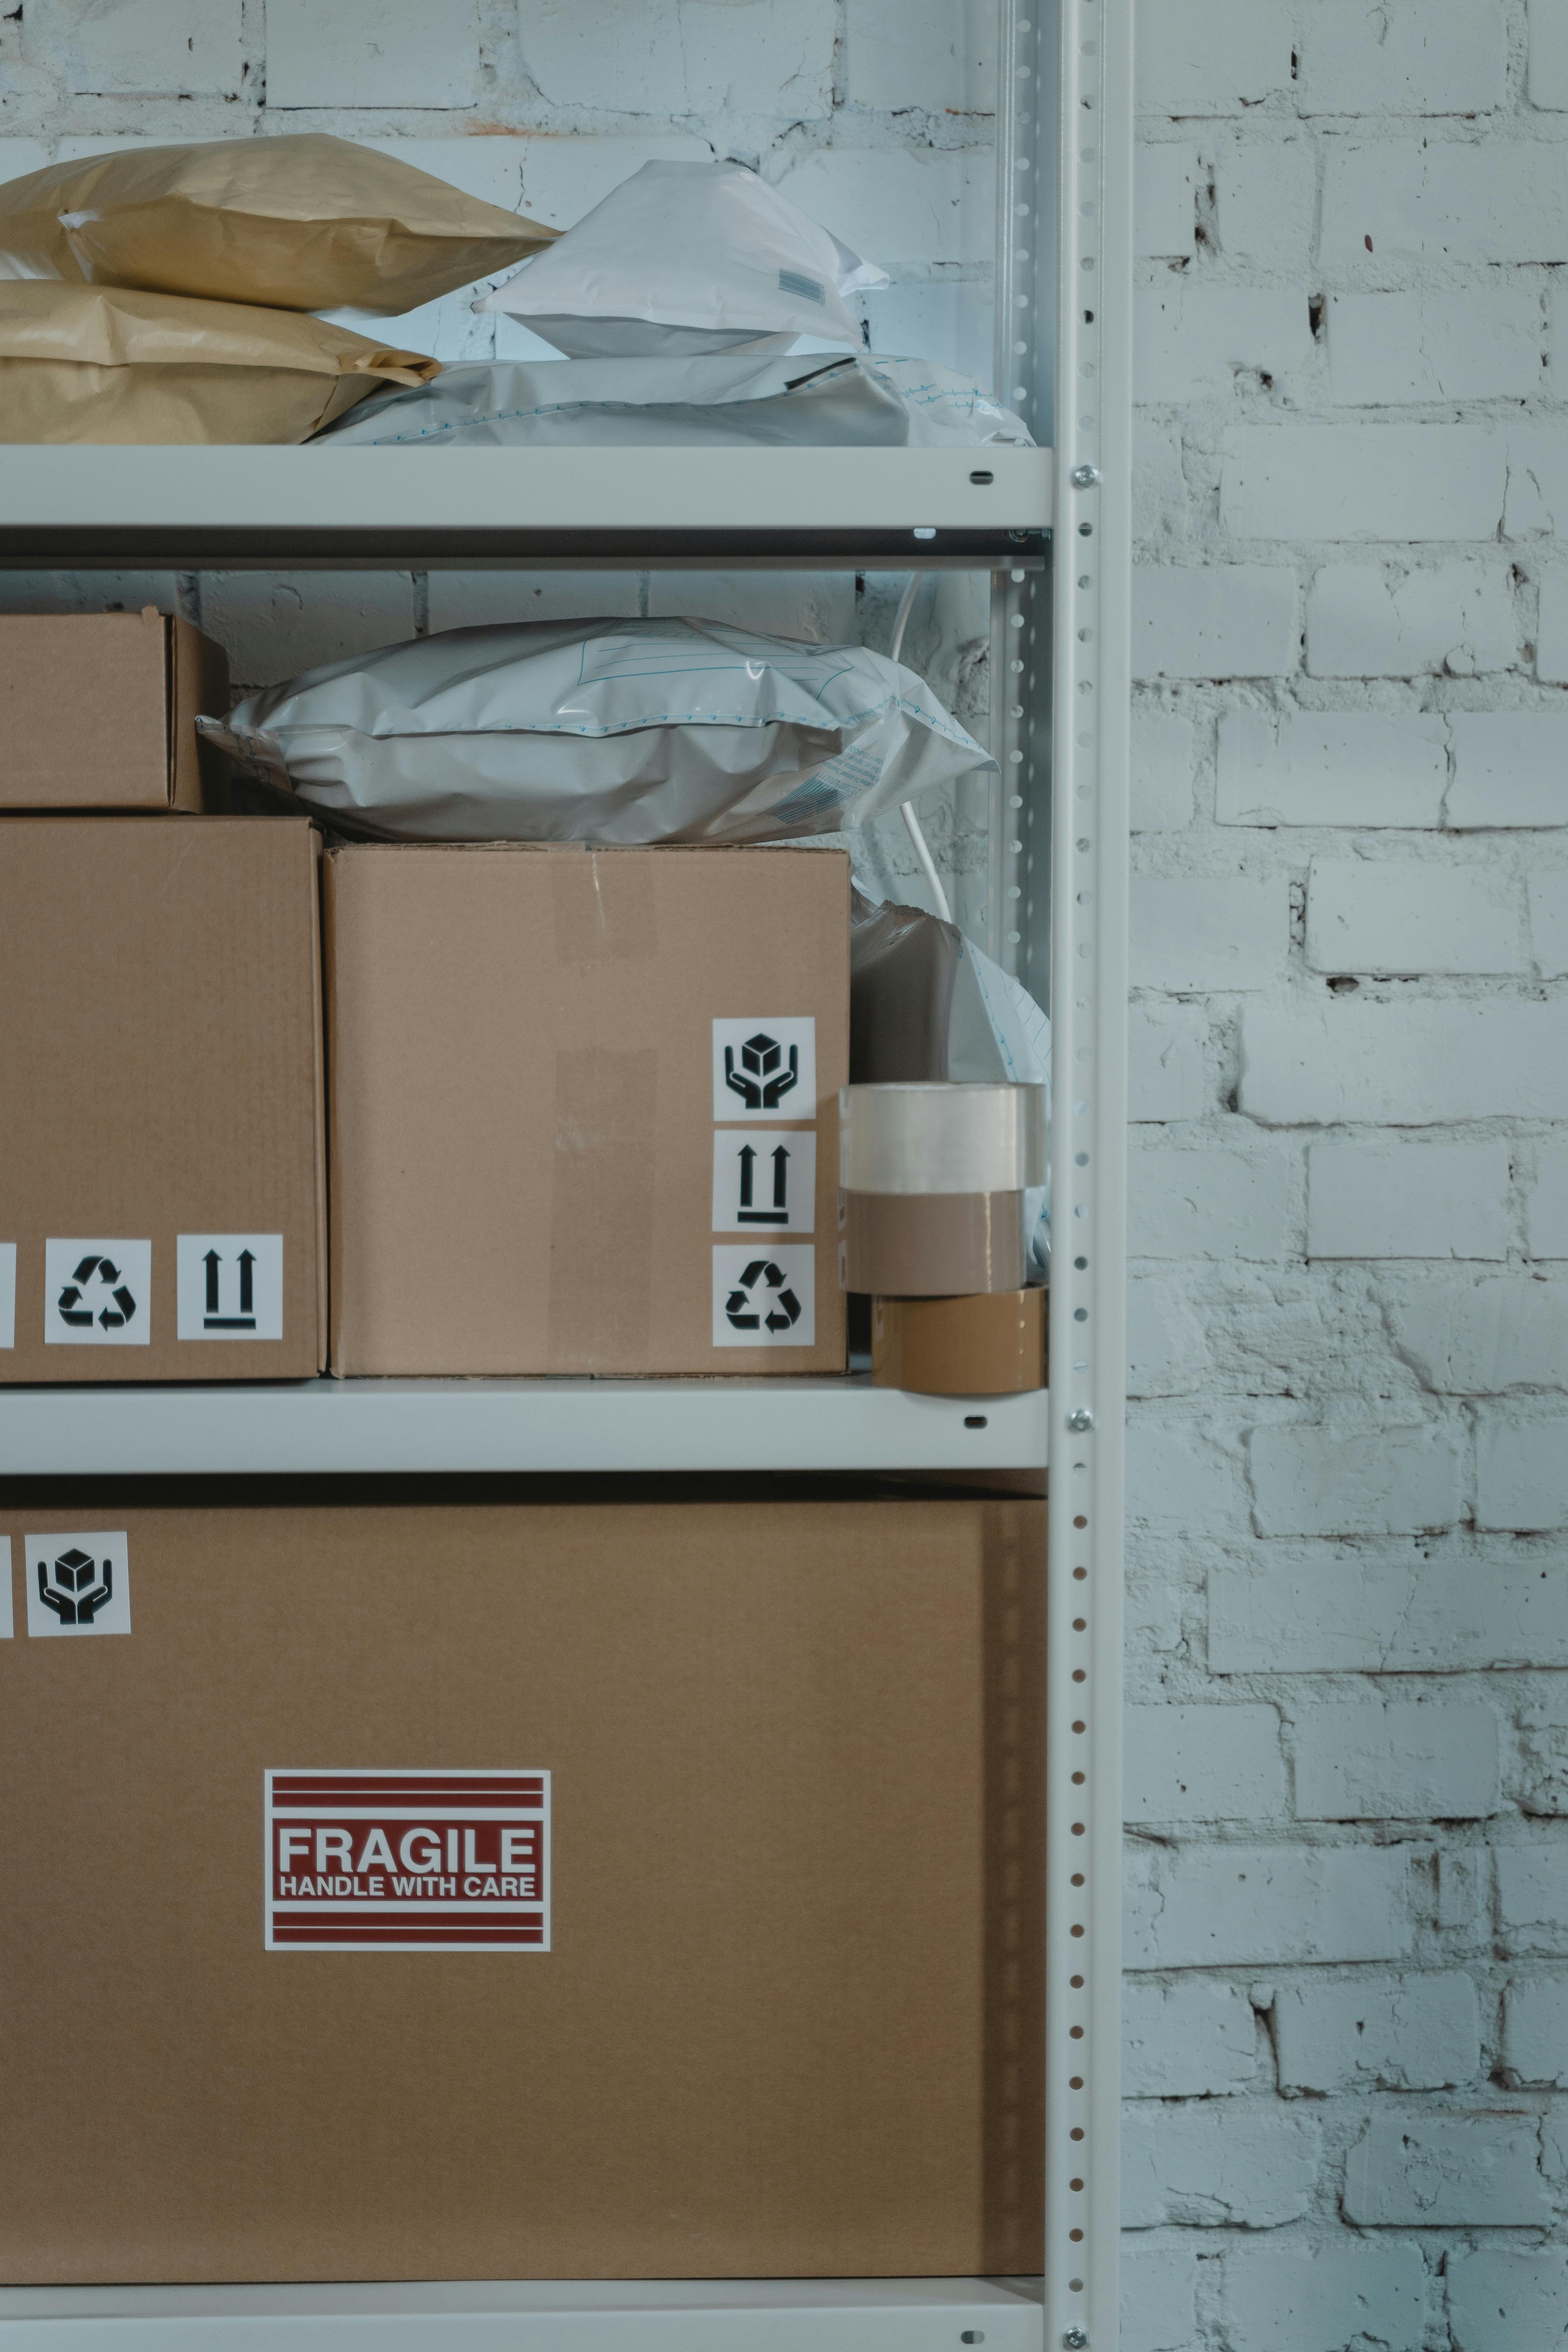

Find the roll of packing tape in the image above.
[
  {"left": 872, "top": 1290, "right": 1047, "bottom": 1396},
  {"left": 840, "top": 1190, "right": 1026, "bottom": 1295},
  {"left": 839, "top": 1082, "right": 1047, "bottom": 1195}
]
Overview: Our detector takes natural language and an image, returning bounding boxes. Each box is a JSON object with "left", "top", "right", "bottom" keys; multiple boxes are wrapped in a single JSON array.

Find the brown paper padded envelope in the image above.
[
  {"left": 0, "top": 134, "right": 555, "bottom": 313},
  {"left": 0, "top": 1496, "right": 1043, "bottom": 2282},
  {"left": 0, "top": 282, "right": 438, "bottom": 445}
]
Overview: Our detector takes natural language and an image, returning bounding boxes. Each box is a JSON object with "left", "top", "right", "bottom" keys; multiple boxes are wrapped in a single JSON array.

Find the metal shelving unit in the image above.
[{"left": 0, "top": 1, "right": 1131, "bottom": 2341}]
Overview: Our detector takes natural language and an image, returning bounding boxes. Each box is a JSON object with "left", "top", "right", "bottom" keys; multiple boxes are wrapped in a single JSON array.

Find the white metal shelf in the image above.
[
  {"left": 0, "top": 445, "right": 1053, "bottom": 568},
  {"left": 0, "top": 2277, "right": 1043, "bottom": 2348},
  {"left": 0, "top": 1376, "right": 1049, "bottom": 1478}
]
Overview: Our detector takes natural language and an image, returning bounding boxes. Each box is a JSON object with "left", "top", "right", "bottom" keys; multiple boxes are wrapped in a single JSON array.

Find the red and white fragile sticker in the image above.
[{"left": 264, "top": 1767, "right": 550, "bottom": 1952}]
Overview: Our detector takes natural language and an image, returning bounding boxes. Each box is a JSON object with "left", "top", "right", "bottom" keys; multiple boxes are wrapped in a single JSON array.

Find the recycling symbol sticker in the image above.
[
  {"left": 44, "top": 1239, "right": 152, "bottom": 1347},
  {"left": 712, "top": 1244, "right": 815, "bottom": 1349}
]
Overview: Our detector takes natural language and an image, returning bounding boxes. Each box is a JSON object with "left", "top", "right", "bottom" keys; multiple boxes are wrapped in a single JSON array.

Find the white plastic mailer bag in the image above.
[
  {"left": 313, "top": 352, "right": 1034, "bottom": 451},
  {"left": 475, "top": 161, "right": 887, "bottom": 358},
  {"left": 218, "top": 619, "right": 996, "bottom": 845}
]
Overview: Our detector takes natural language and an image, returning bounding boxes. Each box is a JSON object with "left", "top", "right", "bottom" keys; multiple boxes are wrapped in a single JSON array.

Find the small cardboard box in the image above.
[
  {"left": 0, "top": 608, "right": 228, "bottom": 812},
  {"left": 0, "top": 817, "right": 326, "bottom": 1380},
  {"left": 0, "top": 1489, "right": 1042, "bottom": 2282},
  {"left": 325, "top": 842, "right": 850, "bottom": 1376}
]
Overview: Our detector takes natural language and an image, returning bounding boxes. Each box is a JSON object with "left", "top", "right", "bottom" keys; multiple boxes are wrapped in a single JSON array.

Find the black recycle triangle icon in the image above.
[{"left": 57, "top": 1254, "right": 138, "bottom": 1331}]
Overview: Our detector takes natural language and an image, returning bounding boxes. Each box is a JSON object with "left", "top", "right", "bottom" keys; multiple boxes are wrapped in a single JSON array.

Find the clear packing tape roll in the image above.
[{"left": 838, "top": 1082, "right": 1048, "bottom": 1197}]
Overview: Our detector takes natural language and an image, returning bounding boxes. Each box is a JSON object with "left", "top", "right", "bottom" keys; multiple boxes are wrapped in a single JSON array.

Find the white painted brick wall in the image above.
[{"left": 12, "top": 0, "right": 1568, "bottom": 2334}]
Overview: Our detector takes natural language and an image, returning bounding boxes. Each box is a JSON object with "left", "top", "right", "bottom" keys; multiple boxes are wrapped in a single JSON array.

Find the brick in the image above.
[
  {"left": 1306, "top": 859, "right": 1524, "bottom": 977},
  {"left": 1131, "top": 711, "right": 1193, "bottom": 832},
  {"left": 1127, "top": 1273, "right": 1210, "bottom": 1398},
  {"left": 268, "top": 0, "right": 478, "bottom": 108},
  {"left": 518, "top": 0, "right": 835, "bottom": 118},
  {"left": 1299, "top": 3, "right": 1508, "bottom": 115},
  {"left": 647, "top": 573, "right": 856, "bottom": 642},
  {"left": 1239, "top": 1001, "right": 1568, "bottom": 1124},
  {"left": 843, "top": 0, "right": 993, "bottom": 114},
  {"left": 1135, "top": 284, "right": 1315, "bottom": 404},
  {"left": 1133, "top": 566, "right": 1298, "bottom": 681},
  {"left": 775, "top": 148, "right": 993, "bottom": 268},
  {"left": 506, "top": 134, "right": 719, "bottom": 230},
  {"left": 199, "top": 574, "right": 415, "bottom": 692},
  {"left": 353, "top": 138, "right": 533, "bottom": 218},
  {"left": 1134, "top": 417, "right": 1190, "bottom": 540},
  {"left": 1217, "top": 711, "right": 1447, "bottom": 828},
  {"left": 1135, "top": 0, "right": 1292, "bottom": 112},
  {"left": 1327, "top": 288, "right": 1542, "bottom": 406},
  {"left": 426, "top": 573, "right": 642, "bottom": 633},
  {"left": 1498, "top": 1843, "right": 1568, "bottom": 1943},
  {"left": 1517, "top": 1716, "right": 1568, "bottom": 1817},
  {"left": 1215, "top": 134, "right": 1317, "bottom": 270},
  {"left": 1275, "top": 1972, "right": 1481, "bottom": 2093},
  {"left": 1536, "top": 569, "right": 1568, "bottom": 683},
  {"left": 1504, "top": 425, "right": 1568, "bottom": 535},
  {"left": 1307, "top": 560, "right": 1518, "bottom": 677},
  {"left": 1344, "top": 2111, "right": 1548, "bottom": 2226},
  {"left": 1129, "top": 1004, "right": 1208, "bottom": 1122},
  {"left": 1125, "top": 1702, "right": 1286, "bottom": 1824},
  {"left": 1211, "top": 1550, "right": 1568, "bottom": 1673},
  {"left": 1128, "top": 1417, "right": 1245, "bottom": 1539},
  {"left": 1532, "top": 875, "right": 1568, "bottom": 973},
  {"left": 1307, "top": 1141, "right": 1510, "bottom": 1261},
  {"left": 1248, "top": 1421, "right": 1464, "bottom": 1537},
  {"left": 1294, "top": 1702, "right": 1500, "bottom": 1821},
  {"left": 0, "top": 141, "right": 49, "bottom": 183},
  {"left": 1324, "top": 139, "right": 1568, "bottom": 266},
  {"left": 1392, "top": 1278, "right": 1568, "bottom": 1392},
  {"left": 1503, "top": 1977, "right": 1568, "bottom": 2084},
  {"left": 1223, "top": 426, "right": 1506, "bottom": 543},
  {"left": 1221, "top": 2239, "right": 1428, "bottom": 2352},
  {"left": 1447, "top": 714, "right": 1568, "bottom": 827},
  {"left": 1121, "top": 2245, "right": 1202, "bottom": 2352},
  {"left": 1130, "top": 1143, "right": 1292, "bottom": 1259},
  {"left": 45, "top": 0, "right": 243, "bottom": 96},
  {"left": 1136, "top": 144, "right": 1200, "bottom": 259},
  {"left": 1534, "top": 0, "right": 1568, "bottom": 107},
  {"left": 1124, "top": 1842, "right": 1417, "bottom": 1969},
  {"left": 1122, "top": 2102, "right": 1319, "bottom": 2230},
  {"left": 1477, "top": 1412, "right": 1568, "bottom": 1530},
  {"left": 1448, "top": 2246, "right": 1568, "bottom": 2350},
  {"left": 1122, "top": 1978, "right": 1259, "bottom": 2096},
  {"left": 1130, "top": 877, "right": 1283, "bottom": 993},
  {"left": 0, "top": 570, "right": 183, "bottom": 620},
  {"left": 1528, "top": 1137, "right": 1568, "bottom": 1256}
]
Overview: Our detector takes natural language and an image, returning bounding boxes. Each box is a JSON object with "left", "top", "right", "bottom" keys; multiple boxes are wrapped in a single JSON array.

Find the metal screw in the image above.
[
  {"left": 1063, "top": 2333, "right": 1089, "bottom": 2350},
  {"left": 1070, "top": 464, "right": 1100, "bottom": 488},
  {"left": 1067, "top": 1407, "right": 1094, "bottom": 1434}
]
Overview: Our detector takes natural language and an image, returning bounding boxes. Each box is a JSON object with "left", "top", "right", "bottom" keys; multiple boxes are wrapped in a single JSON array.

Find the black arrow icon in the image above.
[
  {"left": 725, "top": 1259, "right": 802, "bottom": 1333},
  {"left": 57, "top": 1284, "right": 93, "bottom": 1326},
  {"left": 737, "top": 1141, "right": 790, "bottom": 1226},
  {"left": 204, "top": 1250, "right": 221, "bottom": 1314},
  {"left": 238, "top": 1250, "right": 255, "bottom": 1315},
  {"left": 202, "top": 1243, "right": 258, "bottom": 1331}
]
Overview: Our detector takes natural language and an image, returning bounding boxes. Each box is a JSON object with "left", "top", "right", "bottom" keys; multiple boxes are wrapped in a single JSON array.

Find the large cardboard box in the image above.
[
  {"left": 0, "top": 818, "right": 326, "bottom": 1379},
  {"left": 325, "top": 843, "right": 850, "bottom": 1376},
  {"left": 0, "top": 1490, "right": 1043, "bottom": 2282},
  {"left": 0, "top": 609, "right": 228, "bottom": 811}
]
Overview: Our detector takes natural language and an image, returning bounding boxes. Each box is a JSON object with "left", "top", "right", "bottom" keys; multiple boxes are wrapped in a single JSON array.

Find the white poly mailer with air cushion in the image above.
[
  {"left": 313, "top": 353, "right": 1035, "bottom": 451},
  {"left": 475, "top": 160, "right": 886, "bottom": 357},
  {"left": 219, "top": 619, "right": 996, "bottom": 845}
]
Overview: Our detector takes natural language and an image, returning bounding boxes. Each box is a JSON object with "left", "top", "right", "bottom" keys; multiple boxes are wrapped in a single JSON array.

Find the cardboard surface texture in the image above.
[
  {"left": 0, "top": 1494, "right": 1044, "bottom": 2282},
  {"left": 325, "top": 843, "right": 850, "bottom": 1375},
  {"left": 0, "top": 608, "right": 228, "bottom": 811},
  {"left": 0, "top": 817, "right": 326, "bottom": 1379}
]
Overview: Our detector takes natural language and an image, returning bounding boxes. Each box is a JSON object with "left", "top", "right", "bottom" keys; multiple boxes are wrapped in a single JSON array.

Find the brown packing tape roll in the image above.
[
  {"left": 872, "top": 1290, "right": 1047, "bottom": 1396},
  {"left": 840, "top": 1190, "right": 1026, "bottom": 1295}
]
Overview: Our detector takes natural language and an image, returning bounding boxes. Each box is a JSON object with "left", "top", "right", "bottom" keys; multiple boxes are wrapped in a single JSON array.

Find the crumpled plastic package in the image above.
[
  {"left": 0, "top": 134, "right": 555, "bottom": 314},
  {"left": 204, "top": 617, "right": 997, "bottom": 845},
  {"left": 312, "top": 351, "right": 1034, "bottom": 451},
  {"left": 475, "top": 159, "right": 885, "bottom": 357},
  {"left": 0, "top": 281, "right": 439, "bottom": 444}
]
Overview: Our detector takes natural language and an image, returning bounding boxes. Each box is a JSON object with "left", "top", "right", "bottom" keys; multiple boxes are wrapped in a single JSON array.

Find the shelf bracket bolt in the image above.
[
  {"left": 1070, "top": 464, "right": 1100, "bottom": 489},
  {"left": 1067, "top": 1407, "right": 1094, "bottom": 1434},
  {"left": 1063, "top": 2333, "right": 1089, "bottom": 2350}
]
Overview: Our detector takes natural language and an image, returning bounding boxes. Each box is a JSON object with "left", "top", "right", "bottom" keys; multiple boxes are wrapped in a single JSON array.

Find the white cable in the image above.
[{"left": 888, "top": 571, "right": 953, "bottom": 924}]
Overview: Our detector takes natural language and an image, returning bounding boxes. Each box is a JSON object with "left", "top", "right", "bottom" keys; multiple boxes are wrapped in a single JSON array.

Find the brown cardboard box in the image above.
[
  {"left": 0, "top": 818, "right": 326, "bottom": 1379},
  {"left": 0, "top": 608, "right": 228, "bottom": 811},
  {"left": 325, "top": 843, "right": 850, "bottom": 1376},
  {"left": 0, "top": 1489, "right": 1043, "bottom": 2282}
]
